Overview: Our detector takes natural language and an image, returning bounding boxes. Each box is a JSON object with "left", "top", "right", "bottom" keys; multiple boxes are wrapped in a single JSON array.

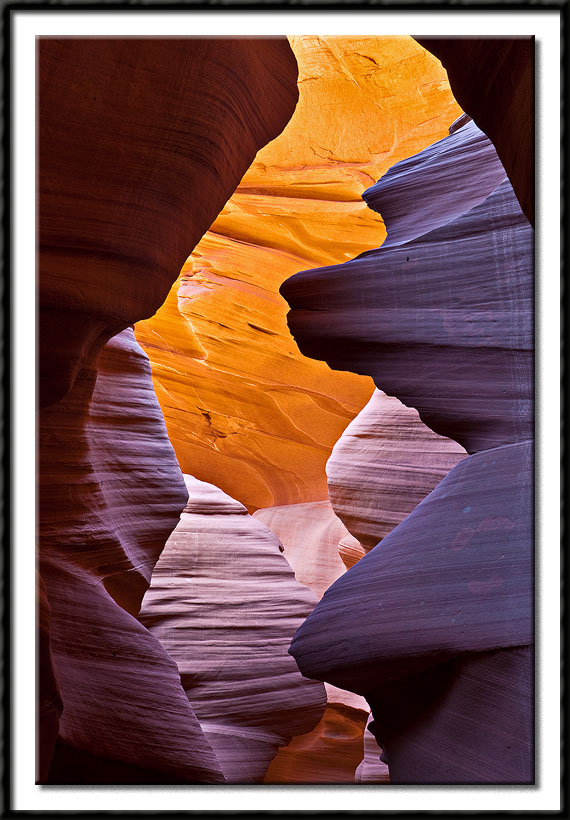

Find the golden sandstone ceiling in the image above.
[{"left": 135, "top": 35, "right": 462, "bottom": 512}]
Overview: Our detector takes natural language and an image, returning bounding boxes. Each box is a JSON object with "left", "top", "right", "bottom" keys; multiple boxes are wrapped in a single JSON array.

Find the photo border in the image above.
[{"left": 3, "top": 2, "right": 565, "bottom": 814}]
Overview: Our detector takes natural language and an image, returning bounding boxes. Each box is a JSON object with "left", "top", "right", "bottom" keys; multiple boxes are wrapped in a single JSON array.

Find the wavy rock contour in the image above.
[
  {"left": 327, "top": 389, "right": 466, "bottom": 550},
  {"left": 39, "top": 37, "right": 299, "bottom": 407},
  {"left": 416, "top": 37, "right": 534, "bottom": 225},
  {"left": 285, "top": 115, "right": 534, "bottom": 783},
  {"left": 135, "top": 35, "right": 463, "bottom": 511},
  {"left": 254, "top": 501, "right": 372, "bottom": 783},
  {"left": 138, "top": 476, "right": 326, "bottom": 784},
  {"left": 38, "top": 38, "right": 301, "bottom": 781},
  {"left": 40, "top": 329, "right": 223, "bottom": 783},
  {"left": 283, "top": 133, "right": 533, "bottom": 454}
]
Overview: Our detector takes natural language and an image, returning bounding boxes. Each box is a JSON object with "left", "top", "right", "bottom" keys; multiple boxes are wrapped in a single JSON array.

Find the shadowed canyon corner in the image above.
[{"left": 37, "top": 34, "right": 534, "bottom": 787}]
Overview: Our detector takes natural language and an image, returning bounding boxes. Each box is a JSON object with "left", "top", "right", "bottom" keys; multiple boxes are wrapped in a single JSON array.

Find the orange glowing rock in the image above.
[{"left": 135, "top": 36, "right": 462, "bottom": 511}]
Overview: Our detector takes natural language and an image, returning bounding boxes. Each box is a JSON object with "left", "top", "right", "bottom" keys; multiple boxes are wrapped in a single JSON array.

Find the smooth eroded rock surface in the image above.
[
  {"left": 135, "top": 35, "right": 463, "bottom": 511},
  {"left": 367, "top": 645, "right": 533, "bottom": 784},
  {"left": 39, "top": 37, "right": 302, "bottom": 782},
  {"left": 362, "top": 117, "right": 507, "bottom": 247},
  {"left": 40, "top": 329, "right": 223, "bottom": 783},
  {"left": 138, "top": 476, "right": 326, "bottom": 784},
  {"left": 39, "top": 37, "right": 299, "bottom": 406},
  {"left": 285, "top": 110, "right": 533, "bottom": 781},
  {"left": 291, "top": 442, "right": 533, "bottom": 693},
  {"left": 327, "top": 389, "right": 466, "bottom": 550},
  {"left": 254, "top": 501, "right": 372, "bottom": 783},
  {"left": 416, "top": 37, "right": 534, "bottom": 225},
  {"left": 254, "top": 501, "right": 349, "bottom": 599},
  {"left": 355, "top": 714, "right": 390, "bottom": 784},
  {"left": 283, "top": 149, "right": 533, "bottom": 454}
]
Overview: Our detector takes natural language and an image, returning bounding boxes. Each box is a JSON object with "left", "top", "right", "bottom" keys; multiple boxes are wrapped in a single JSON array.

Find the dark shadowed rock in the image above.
[
  {"left": 291, "top": 442, "right": 532, "bottom": 691},
  {"left": 415, "top": 37, "right": 534, "bottom": 225},
  {"left": 39, "top": 37, "right": 299, "bottom": 406},
  {"left": 37, "top": 572, "right": 63, "bottom": 783},
  {"left": 366, "top": 646, "right": 533, "bottom": 784}
]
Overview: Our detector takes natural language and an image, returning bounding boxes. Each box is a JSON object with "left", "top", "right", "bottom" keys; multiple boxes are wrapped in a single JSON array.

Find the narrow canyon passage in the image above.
[
  {"left": 134, "top": 35, "right": 468, "bottom": 785},
  {"left": 38, "top": 34, "right": 534, "bottom": 787}
]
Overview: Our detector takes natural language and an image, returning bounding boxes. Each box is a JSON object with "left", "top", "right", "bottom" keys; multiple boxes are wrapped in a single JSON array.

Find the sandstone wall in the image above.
[
  {"left": 286, "top": 113, "right": 534, "bottom": 784},
  {"left": 139, "top": 476, "right": 327, "bottom": 783},
  {"left": 40, "top": 330, "right": 223, "bottom": 783},
  {"left": 135, "top": 35, "right": 462, "bottom": 512},
  {"left": 38, "top": 37, "right": 300, "bottom": 782}
]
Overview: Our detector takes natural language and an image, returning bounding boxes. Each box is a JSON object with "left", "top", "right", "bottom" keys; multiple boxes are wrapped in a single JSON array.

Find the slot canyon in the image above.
[{"left": 38, "top": 34, "right": 534, "bottom": 786}]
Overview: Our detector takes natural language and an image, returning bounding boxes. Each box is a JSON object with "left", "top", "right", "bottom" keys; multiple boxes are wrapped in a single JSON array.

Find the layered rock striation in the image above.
[
  {"left": 285, "top": 113, "right": 534, "bottom": 783},
  {"left": 135, "top": 35, "right": 463, "bottom": 512},
  {"left": 362, "top": 115, "right": 508, "bottom": 248},
  {"left": 283, "top": 129, "right": 533, "bottom": 454},
  {"left": 39, "top": 37, "right": 299, "bottom": 408},
  {"left": 38, "top": 38, "right": 301, "bottom": 782},
  {"left": 254, "top": 501, "right": 350, "bottom": 600},
  {"left": 355, "top": 714, "right": 390, "bottom": 784},
  {"left": 139, "top": 477, "right": 326, "bottom": 784},
  {"left": 254, "top": 501, "right": 372, "bottom": 783},
  {"left": 416, "top": 37, "right": 534, "bottom": 225},
  {"left": 40, "top": 330, "right": 224, "bottom": 783},
  {"left": 327, "top": 389, "right": 466, "bottom": 550},
  {"left": 291, "top": 443, "right": 533, "bottom": 691}
]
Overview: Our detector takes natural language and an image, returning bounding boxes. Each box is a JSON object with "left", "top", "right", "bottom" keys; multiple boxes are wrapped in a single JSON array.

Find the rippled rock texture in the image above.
[
  {"left": 139, "top": 477, "right": 326, "bottom": 784},
  {"left": 40, "top": 330, "right": 224, "bottom": 784},
  {"left": 327, "top": 389, "right": 466, "bottom": 550},
  {"left": 39, "top": 37, "right": 299, "bottom": 408},
  {"left": 38, "top": 37, "right": 302, "bottom": 782},
  {"left": 286, "top": 112, "right": 534, "bottom": 783},
  {"left": 283, "top": 136, "right": 533, "bottom": 455},
  {"left": 254, "top": 501, "right": 350, "bottom": 600},
  {"left": 362, "top": 115, "right": 507, "bottom": 248},
  {"left": 416, "top": 37, "right": 534, "bottom": 225},
  {"left": 355, "top": 715, "right": 390, "bottom": 784},
  {"left": 254, "top": 501, "right": 372, "bottom": 783},
  {"left": 292, "top": 444, "right": 533, "bottom": 688},
  {"left": 135, "top": 35, "right": 462, "bottom": 512}
]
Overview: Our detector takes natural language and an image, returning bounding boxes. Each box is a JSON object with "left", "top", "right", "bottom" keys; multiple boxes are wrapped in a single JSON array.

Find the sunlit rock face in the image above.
[
  {"left": 263, "top": 701, "right": 369, "bottom": 785},
  {"left": 135, "top": 35, "right": 462, "bottom": 512},
  {"left": 138, "top": 476, "right": 326, "bottom": 784},
  {"left": 39, "top": 37, "right": 298, "bottom": 407},
  {"left": 39, "top": 330, "right": 224, "bottom": 784},
  {"left": 286, "top": 112, "right": 534, "bottom": 782},
  {"left": 416, "top": 37, "right": 534, "bottom": 225},
  {"left": 327, "top": 390, "right": 466, "bottom": 550},
  {"left": 254, "top": 501, "right": 371, "bottom": 784}
]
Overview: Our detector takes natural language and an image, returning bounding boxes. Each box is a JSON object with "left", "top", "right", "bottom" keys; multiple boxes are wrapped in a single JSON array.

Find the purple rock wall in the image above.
[{"left": 284, "top": 116, "right": 534, "bottom": 784}]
